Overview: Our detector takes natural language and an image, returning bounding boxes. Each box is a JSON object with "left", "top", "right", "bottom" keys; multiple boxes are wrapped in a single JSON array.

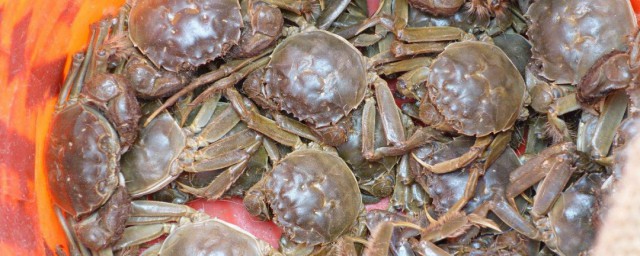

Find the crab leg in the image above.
[
  {"left": 194, "top": 105, "right": 241, "bottom": 146},
  {"left": 391, "top": 41, "right": 447, "bottom": 57},
  {"left": 375, "top": 57, "right": 433, "bottom": 76},
  {"left": 180, "top": 140, "right": 263, "bottom": 199},
  {"left": 113, "top": 223, "right": 176, "bottom": 251},
  {"left": 54, "top": 206, "right": 86, "bottom": 256},
  {"left": 490, "top": 199, "right": 540, "bottom": 240},
  {"left": 396, "top": 66, "right": 430, "bottom": 100},
  {"left": 66, "top": 22, "right": 99, "bottom": 105},
  {"left": 184, "top": 93, "right": 221, "bottom": 135},
  {"left": 196, "top": 129, "right": 262, "bottom": 158},
  {"left": 391, "top": 18, "right": 466, "bottom": 43},
  {"left": 546, "top": 94, "right": 580, "bottom": 142},
  {"left": 56, "top": 53, "right": 84, "bottom": 111},
  {"left": 144, "top": 51, "right": 272, "bottom": 126},
  {"left": 589, "top": 91, "right": 628, "bottom": 159},
  {"left": 413, "top": 136, "right": 492, "bottom": 174},
  {"left": 191, "top": 56, "right": 271, "bottom": 107},
  {"left": 409, "top": 239, "right": 450, "bottom": 256},
  {"left": 316, "top": 0, "right": 350, "bottom": 29},
  {"left": 225, "top": 88, "right": 302, "bottom": 147},
  {"left": 530, "top": 157, "right": 576, "bottom": 217},
  {"left": 506, "top": 142, "right": 576, "bottom": 198},
  {"left": 272, "top": 112, "right": 322, "bottom": 142}
]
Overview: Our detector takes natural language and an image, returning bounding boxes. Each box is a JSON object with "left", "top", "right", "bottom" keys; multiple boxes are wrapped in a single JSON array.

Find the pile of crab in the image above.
[{"left": 46, "top": 0, "right": 640, "bottom": 255}]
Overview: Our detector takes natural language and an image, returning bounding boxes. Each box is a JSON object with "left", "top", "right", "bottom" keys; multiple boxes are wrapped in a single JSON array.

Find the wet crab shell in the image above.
[
  {"left": 46, "top": 104, "right": 120, "bottom": 217},
  {"left": 121, "top": 111, "right": 186, "bottom": 197},
  {"left": 264, "top": 30, "right": 368, "bottom": 128},
  {"left": 265, "top": 149, "right": 362, "bottom": 246},
  {"left": 526, "top": 0, "right": 637, "bottom": 84},
  {"left": 427, "top": 41, "right": 525, "bottom": 136},
  {"left": 158, "top": 219, "right": 272, "bottom": 255},
  {"left": 128, "top": 0, "right": 243, "bottom": 72}
]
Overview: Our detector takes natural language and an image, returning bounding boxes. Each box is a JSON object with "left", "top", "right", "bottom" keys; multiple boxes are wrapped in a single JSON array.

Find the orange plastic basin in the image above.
[{"left": 0, "top": 0, "right": 638, "bottom": 254}]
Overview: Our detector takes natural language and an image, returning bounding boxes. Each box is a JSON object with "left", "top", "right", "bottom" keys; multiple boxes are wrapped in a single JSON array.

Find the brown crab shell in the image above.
[
  {"left": 407, "top": 0, "right": 464, "bottom": 17},
  {"left": 526, "top": 0, "right": 637, "bottom": 84},
  {"left": 158, "top": 219, "right": 271, "bottom": 255},
  {"left": 263, "top": 30, "right": 368, "bottom": 129},
  {"left": 427, "top": 41, "right": 525, "bottom": 136},
  {"left": 120, "top": 111, "right": 186, "bottom": 197},
  {"left": 128, "top": 0, "right": 243, "bottom": 72},
  {"left": 265, "top": 149, "right": 362, "bottom": 246},
  {"left": 46, "top": 104, "right": 120, "bottom": 218}
]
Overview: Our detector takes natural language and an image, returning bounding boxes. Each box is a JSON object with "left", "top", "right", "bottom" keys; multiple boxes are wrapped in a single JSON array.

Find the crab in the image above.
[
  {"left": 120, "top": 96, "right": 265, "bottom": 199},
  {"left": 397, "top": 40, "right": 526, "bottom": 174},
  {"left": 412, "top": 136, "right": 522, "bottom": 217},
  {"left": 46, "top": 19, "right": 140, "bottom": 252},
  {"left": 336, "top": 104, "right": 417, "bottom": 202},
  {"left": 524, "top": 0, "right": 637, "bottom": 142},
  {"left": 242, "top": 143, "right": 364, "bottom": 252},
  {"left": 408, "top": 0, "right": 465, "bottom": 17},
  {"left": 47, "top": 19, "right": 208, "bottom": 253},
  {"left": 532, "top": 173, "right": 606, "bottom": 255},
  {"left": 139, "top": 218, "right": 282, "bottom": 255}
]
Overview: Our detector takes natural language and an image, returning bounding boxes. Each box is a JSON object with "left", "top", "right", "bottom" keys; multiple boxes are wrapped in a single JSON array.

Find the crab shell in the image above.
[
  {"left": 157, "top": 218, "right": 274, "bottom": 255},
  {"left": 265, "top": 149, "right": 362, "bottom": 246},
  {"left": 47, "top": 104, "right": 120, "bottom": 217},
  {"left": 121, "top": 111, "right": 185, "bottom": 197},
  {"left": 426, "top": 41, "right": 525, "bottom": 136},
  {"left": 263, "top": 29, "right": 368, "bottom": 129},
  {"left": 128, "top": 0, "right": 243, "bottom": 72},
  {"left": 536, "top": 173, "right": 604, "bottom": 256},
  {"left": 526, "top": 0, "right": 637, "bottom": 84}
]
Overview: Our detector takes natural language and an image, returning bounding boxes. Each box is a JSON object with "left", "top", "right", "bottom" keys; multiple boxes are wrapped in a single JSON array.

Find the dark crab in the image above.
[
  {"left": 398, "top": 40, "right": 526, "bottom": 174},
  {"left": 228, "top": 28, "right": 425, "bottom": 163},
  {"left": 525, "top": 0, "right": 637, "bottom": 142},
  {"left": 243, "top": 144, "right": 364, "bottom": 252},
  {"left": 533, "top": 173, "right": 606, "bottom": 255},
  {"left": 118, "top": 0, "right": 285, "bottom": 103},
  {"left": 120, "top": 97, "right": 264, "bottom": 199},
  {"left": 139, "top": 218, "right": 281, "bottom": 255},
  {"left": 47, "top": 20, "right": 139, "bottom": 252}
]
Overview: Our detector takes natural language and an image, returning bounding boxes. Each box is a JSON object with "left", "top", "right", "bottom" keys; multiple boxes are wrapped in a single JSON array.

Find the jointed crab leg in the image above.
[
  {"left": 272, "top": 112, "right": 322, "bottom": 142},
  {"left": 56, "top": 53, "right": 84, "bottom": 111},
  {"left": 144, "top": 51, "right": 273, "bottom": 126},
  {"left": 391, "top": 41, "right": 448, "bottom": 57},
  {"left": 190, "top": 56, "right": 271, "bottom": 107},
  {"left": 180, "top": 140, "right": 263, "bottom": 199},
  {"left": 413, "top": 136, "right": 492, "bottom": 174},
  {"left": 193, "top": 104, "right": 241, "bottom": 146},
  {"left": 375, "top": 57, "right": 433, "bottom": 76},
  {"left": 66, "top": 22, "right": 100, "bottom": 105},
  {"left": 316, "top": 0, "right": 350, "bottom": 29},
  {"left": 225, "top": 88, "right": 302, "bottom": 147}
]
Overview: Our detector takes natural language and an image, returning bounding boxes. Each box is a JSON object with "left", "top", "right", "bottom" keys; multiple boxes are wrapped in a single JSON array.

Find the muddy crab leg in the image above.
[
  {"left": 375, "top": 56, "right": 433, "bottom": 76},
  {"left": 113, "top": 202, "right": 208, "bottom": 250},
  {"left": 413, "top": 136, "right": 492, "bottom": 174},
  {"left": 271, "top": 112, "right": 322, "bottom": 142},
  {"left": 225, "top": 87, "right": 302, "bottom": 147},
  {"left": 391, "top": 41, "right": 448, "bottom": 58},
  {"left": 56, "top": 53, "right": 84, "bottom": 111},
  {"left": 143, "top": 51, "right": 272, "bottom": 126},
  {"left": 66, "top": 20, "right": 105, "bottom": 105},
  {"left": 179, "top": 140, "right": 264, "bottom": 199},
  {"left": 316, "top": 0, "right": 350, "bottom": 29},
  {"left": 189, "top": 56, "right": 271, "bottom": 107}
]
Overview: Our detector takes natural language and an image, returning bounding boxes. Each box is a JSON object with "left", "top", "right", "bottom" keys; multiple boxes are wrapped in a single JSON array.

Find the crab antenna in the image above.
[{"left": 56, "top": 53, "right": 84, "bottom": 111}]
